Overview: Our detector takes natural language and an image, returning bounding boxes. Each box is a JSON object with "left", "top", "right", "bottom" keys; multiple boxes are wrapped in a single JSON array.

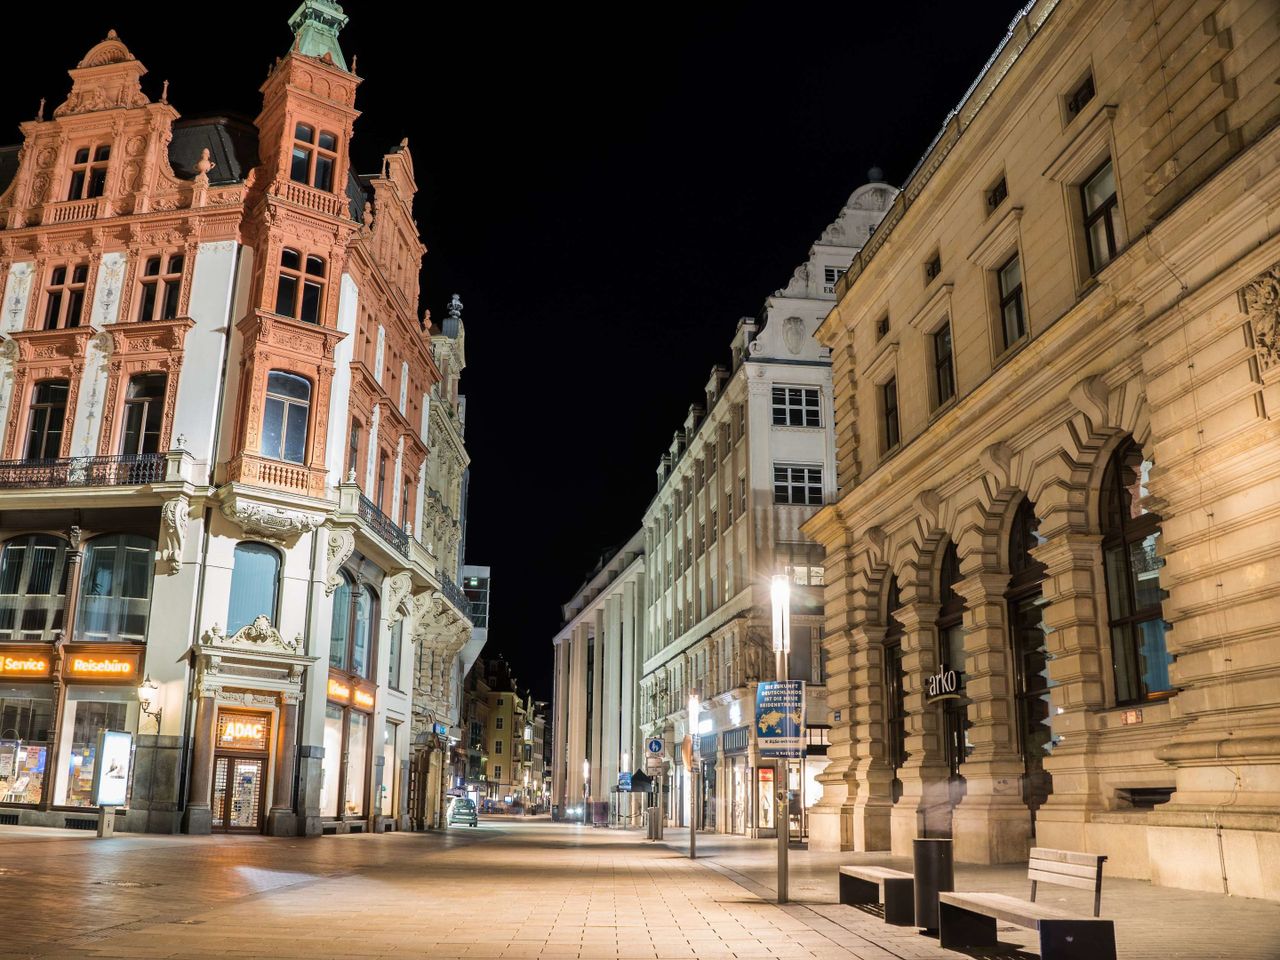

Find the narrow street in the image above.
[{"left": 2, "top": 819, "right": 1277, "bottom": 960}]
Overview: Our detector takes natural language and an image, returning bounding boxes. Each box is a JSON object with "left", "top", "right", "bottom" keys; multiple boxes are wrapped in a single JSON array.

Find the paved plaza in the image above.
[{"left": 0, "top": 817, "right": 1276, "bottom": 960}]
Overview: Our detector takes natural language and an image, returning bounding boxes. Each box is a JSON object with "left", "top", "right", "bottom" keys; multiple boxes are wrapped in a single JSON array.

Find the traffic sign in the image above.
[{"left": 646, "top": 737, "right": 664, "bottom": 755}]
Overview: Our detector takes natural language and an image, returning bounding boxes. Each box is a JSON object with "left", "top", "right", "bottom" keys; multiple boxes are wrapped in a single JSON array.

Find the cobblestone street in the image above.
[{"left": 2, "top": 818, "right": 1277, "bottom": 960}]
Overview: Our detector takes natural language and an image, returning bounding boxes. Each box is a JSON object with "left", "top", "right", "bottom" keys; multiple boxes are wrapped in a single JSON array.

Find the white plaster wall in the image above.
[
  {"left": 68, "top": 332, "right": 111, "bottom": 455},
  {"left": 398, "top": 361, "right": 408, "bottom": 414},
  {"left": 326, "top": 273, "right": 359, "bottom": 487},
  {"left": 391, "top": 436, "right": 404, "bottom": 522},
  {"left": 214, "top": 248, "right": 256, "bottom": 469},
  {"left": 2, "top": 261, "right": 34, "bottom": 333},
  {"left": 364, "top": 403, "right": 380, "bottom": 491},
  {"left": 176, "top": 241, "right": 241, "bottom": 467},
  {"left": 374, "top": 325, "right": 385, "bottom": 383},
  {"left": 420, "top": 393, "right": 429, "bottom": 443},
  {"left": 143, "top": 513, "right": 203, "bottom": 736},
  {"left": 90, "top": 252, "right": 126, "bottom": 326}
]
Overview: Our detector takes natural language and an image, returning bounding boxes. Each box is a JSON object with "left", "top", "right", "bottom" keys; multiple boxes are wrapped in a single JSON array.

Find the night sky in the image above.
[{"left": 6, "top": 2, "right": 1018, "bottom": 700}]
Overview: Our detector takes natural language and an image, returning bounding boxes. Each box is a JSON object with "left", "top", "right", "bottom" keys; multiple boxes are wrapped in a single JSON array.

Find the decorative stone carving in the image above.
[
  {"left": 221, "top": 499, "right": 324, "bottom": 544},
  {"left": 1240, "top": 262, "right": 1280, "bottom": 371},
  {"left": 1069, "top": 374, "right": 1111, "bottom": 431},
  {"left": 385, "top": 571, "right": 413, "bottom": 626},
  {"left": 323, "top": 527, "right": 355, "bottom": 595},
  {"left": 782, "top": 316, "right": 805, "bottom": 355},
  {"left": 158, "top": 495, "right": 188, "bottom": 575},
  {"left": 978, "top": 441, "right": 1014, "bottom": 491},
  {"left": 202, "top": 615, "right": 301, "bottom": 654}
]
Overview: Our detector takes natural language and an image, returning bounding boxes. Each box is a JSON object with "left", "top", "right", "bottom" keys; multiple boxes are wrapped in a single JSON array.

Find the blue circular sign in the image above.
[{"left": 646, "top": 737, "right": 664, "bottom": 754}]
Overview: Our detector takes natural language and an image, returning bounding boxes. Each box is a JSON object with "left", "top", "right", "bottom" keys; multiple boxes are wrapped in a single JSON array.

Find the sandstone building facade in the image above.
[{"left": 805, "top": 0, "right": 1280, "bottom": 900}]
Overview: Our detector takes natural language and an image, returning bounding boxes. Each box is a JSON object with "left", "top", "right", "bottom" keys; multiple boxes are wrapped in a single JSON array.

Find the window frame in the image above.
[
  {"left": 274, "top": 247, "right": 327, "bottom": 324},
  {"left": 0, "top": 534, "right": 70, "bottom": 643},
  {"left": 227, "top": 541, "right": 282, "bottom": 635},
  {"left": 932, "top": 320, "right": 956, "bottom": 409},
  {"left": 771, "top": 385, "right": 822, "bottom": 428},
  {"left": 328, "top": 572, "right": 379, "bottom": 681},
  {"left": 136, "top": 252, "right": 186, "bottom": 323},
  {"left": 996, "top": 253, "right": 1027, "bottom": 352},
  {"left": 24, "top": 379, "right": 70, "bottom": 461},
  {"left": 67, "top": 144, "right": 110, "bottom": 201},
  {"left": 119, "top": 372, "right": 168, "bottom": 456},
  {"left": 260, "top": 370, "right": 312, "bottom": 464},
  {"left": 290, "top": 123, "right": 339, "bottom": 192},
  {"left": 42, "top": 263, "right": 90, "bottom": 331},
  {"left": 772, "top": 463, "right": 823, "bottom": 506},
  {"left": 880, "top": 376, "right": 901, "bottom": 452},
  {"left": 1080, "top": 158, "right": 1119, "bottom": 275}
]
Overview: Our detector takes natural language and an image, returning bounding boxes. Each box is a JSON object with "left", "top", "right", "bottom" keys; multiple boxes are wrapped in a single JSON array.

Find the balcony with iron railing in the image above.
[
  {"left": 437, "top": 571, "right": 472, "bottom": 619},
  {"left": 356, "top": 492, "right": 409, "bottom": 557},
  {"left": 0, "top": 453, "right": 168, "bottom": 489}
]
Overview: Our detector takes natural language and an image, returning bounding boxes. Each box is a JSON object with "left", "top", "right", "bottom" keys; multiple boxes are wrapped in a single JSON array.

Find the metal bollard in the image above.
[{"left": 913, "top": 838, "right": 954, "bottom": 932}]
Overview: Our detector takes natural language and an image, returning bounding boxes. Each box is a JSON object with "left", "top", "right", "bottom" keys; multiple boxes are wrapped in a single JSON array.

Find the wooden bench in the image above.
[
  {"left": 838, "top": 864, "right": 914, "bottom": 925},
  {"left": 938, "top": 848, "right": 1115, "bottom": 960}
]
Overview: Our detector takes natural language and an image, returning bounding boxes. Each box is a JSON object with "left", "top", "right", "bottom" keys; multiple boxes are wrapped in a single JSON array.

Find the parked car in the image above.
[{"left": 448, "top": 797, "right": 478, "bottom": 827}]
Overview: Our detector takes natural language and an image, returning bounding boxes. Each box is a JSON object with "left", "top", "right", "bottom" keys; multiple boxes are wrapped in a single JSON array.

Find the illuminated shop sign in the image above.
[
  {"left": 64, "top": 651, "right": 140, "bottom": 680},
  {"left": 327, "top": 677, "right": 351, "bottom": 703},
  {"left": 0, "top": 650, "right": 52, "bottom": 678},
  {"left": 353, "top": 688, "right": 374, "bottom": 710},
  {"left": 217, "top": 712, "right": 270, "bottom": 752}
]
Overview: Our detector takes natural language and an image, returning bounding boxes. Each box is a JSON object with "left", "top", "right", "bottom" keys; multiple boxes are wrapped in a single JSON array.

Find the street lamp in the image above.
[
  {"left": 770, "top": 574, "right": 791, "bottom": 904},
  {"left": 137, "top": 675, "right": 162, "bottom": 729},
  {"left": 582, "top": 758, "right": 590, "bottom": 824},
  {"left": 688, "top": 691, "right": 700, "bottom": 860}
]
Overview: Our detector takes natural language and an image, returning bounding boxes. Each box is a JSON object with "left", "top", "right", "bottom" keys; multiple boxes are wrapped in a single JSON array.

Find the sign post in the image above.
[{"left": 764, "top": 575, "right": 803, "bottom": 904}]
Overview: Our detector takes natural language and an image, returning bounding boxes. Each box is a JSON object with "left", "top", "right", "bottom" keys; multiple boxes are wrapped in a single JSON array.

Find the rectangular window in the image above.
[
  {"left": 346, "top": 419, "right": 361, "bottom": 480},
  {"left": 924, "top": 252, "right": 942, "bottom": 283},
  {"left": 986, "top": 175, "right": 1008, "bottom": 213},
  {"left": 876, "top": 315, "right": 890, "bottom": 341},
  {"left": 388, "top": 621, "right": 402, "bottom": 690},
  {"left": 773, "top": 464, "right": 823, "bottom": 505},
  {"left": 1081, "top": 159, "right": 1118, "bottom": 274},
  {"left": 493, "top": 765, "right": 502, "bottom": 780},
  {"left": 771, "top": 386, "right": 821, "bottom": 427},
  {"left": 933, "top": 322, "right": 956, "bottom": 407},
  {"left": 495, "top": 740, "right": 503, "bottom": 755},
  {"left": 881, "top": 377, "right": 900, "bottom": 451},
  {"left": 997, "top": 254, "right": 1026, "bottom": 350},
  {"left": 778, "top": 541, "right": 825, "bottom": 587},
  {"left": 43, "top": 264, "right": 89, "bottom": 330},
  {"left": 822, "top": 264, "right": 845, "bottom": 294},
  {"left": 1065, "top": 72, "right": 1095, "bottom": 121},
  {"left": 496, "top": 716, "right": 504, "bottom": 729},
  {"left": 137, "top": 253, "right": 185, "bottom": 323}
]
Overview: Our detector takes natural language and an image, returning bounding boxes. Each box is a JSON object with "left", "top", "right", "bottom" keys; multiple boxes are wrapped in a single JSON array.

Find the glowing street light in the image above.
[{"left": 582, "top": 759, "right": 590, "bottom": 824}]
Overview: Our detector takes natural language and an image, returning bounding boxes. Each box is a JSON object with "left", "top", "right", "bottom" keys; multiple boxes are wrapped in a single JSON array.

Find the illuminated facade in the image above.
[
  {"left": 805, "top": 0, "right": 1280, "bottom": 900},
  {"left": 634, "top": 182, "right": 893, "bottom": 840},
  {"left": 0, "top": 2, "right": 472, "bottom": 835}
]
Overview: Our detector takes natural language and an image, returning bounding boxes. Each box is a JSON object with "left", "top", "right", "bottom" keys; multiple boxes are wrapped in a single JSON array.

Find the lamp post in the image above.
[
  {"left": 688, "top": 692, "right": 699, "bottom": 860},
  {"left": 770, "top": 574, "right": 792, "bottom": 904},
  {"left": 582, "top": 758, "right": 590, "bottom": 824}
]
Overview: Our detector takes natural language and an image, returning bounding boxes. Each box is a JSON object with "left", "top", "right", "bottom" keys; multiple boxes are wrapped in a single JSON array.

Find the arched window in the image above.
[
  {"left": 0, "top": 535, "right": 69, "bottom": 642},
  {"left": 78, "top": 534, "right": 156, "bottom": 642},
  {"left": 120, "top": 373, "right": 167, "bottom": 456},
  {"left": 936, "top": 542, "right": 970, "bottom": 797},
  {"left": 227, "top": 542, "right": 281, "bottom": 634},
  {"left": 25, "top": 380, "right": 69, "bottom": 461},
  {"left": 329, "top": 573, "right": 377, "bottom": 681},
  {"left": 1101, "top": 440, "right": 1171, "bottom": 703},
  {"left": 274, "top": 248, "right": 326, "bottom": 324},
  {"left": 260, "top": 371, "right": 310, "bottom": 463},
  {"left": 1006, "top": 498, "right": 1052, "bottom": 820},
  {"left": 883, "top": 578, "right": 906, "bottom": 803}
]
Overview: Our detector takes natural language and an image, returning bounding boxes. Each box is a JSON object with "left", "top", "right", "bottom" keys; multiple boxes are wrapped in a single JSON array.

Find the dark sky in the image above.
[{"left": 8, "top": 2, "right": 1018, "bottom": 701}]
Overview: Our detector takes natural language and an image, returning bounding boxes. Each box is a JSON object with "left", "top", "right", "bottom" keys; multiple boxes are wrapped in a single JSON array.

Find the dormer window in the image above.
[
  {"left": 275, "top": 248, "right": 326, "bottom": 323},
  {"left": 137, "top": 254, "right": 184, "bottom": 322},
  {"left": 822, "top": 265, "right": 845, "bottom": 294},
  {"left": 67, "top": 146, "right": 110, "bottom": 201},
  {"left": 290, "top": 123, "right": 337, "bottom": 192}
]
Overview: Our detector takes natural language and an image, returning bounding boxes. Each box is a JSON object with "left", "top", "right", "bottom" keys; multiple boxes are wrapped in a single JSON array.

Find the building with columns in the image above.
[
  {"left": 0, "top": 2, "right": 473, "bottom": 836},
  {"left": 635, "top": 180, "right": 894, "bottom": 840},
  {"left": 804, "top": 0, "right": 1280, "bottom": 900},
  {"left": 551, "top": 530, "right": 645, "bottom": 822}
]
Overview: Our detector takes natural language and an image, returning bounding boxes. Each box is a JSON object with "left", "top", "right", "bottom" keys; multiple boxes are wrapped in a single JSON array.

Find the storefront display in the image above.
[
  {"left": 63, "top": 700, "right": 129, "bottom": 807},
  {"left": 323, "top": 669, "right": 375, "bottom": 824},
  {"left": 211, "top": 710, "right": 270, "bottom": 832},
  {"left": 757, "top": 766, "right": 774, "bottom": 829},
  {"left": 0, "top": 694, "right": 52, "bottom": 805}
]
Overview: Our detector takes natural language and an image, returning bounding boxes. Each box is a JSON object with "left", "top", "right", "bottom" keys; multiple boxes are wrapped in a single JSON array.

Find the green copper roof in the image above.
[{"left": 288, "top": 0, "right": 350, "bottom": 71}]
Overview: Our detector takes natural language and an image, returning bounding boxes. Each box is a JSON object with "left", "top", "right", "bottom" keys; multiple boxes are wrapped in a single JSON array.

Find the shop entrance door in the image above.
[{"left": 212, "top": 755, "right": 267, "bottom": 832}]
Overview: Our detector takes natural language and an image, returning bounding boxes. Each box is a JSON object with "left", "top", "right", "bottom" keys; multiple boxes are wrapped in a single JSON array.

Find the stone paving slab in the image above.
[{"left": 0, "top": 819, "right": 1275, "bottom": 959}]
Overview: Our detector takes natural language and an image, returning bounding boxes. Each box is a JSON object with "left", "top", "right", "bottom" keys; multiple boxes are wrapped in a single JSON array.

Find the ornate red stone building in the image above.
[{"left": 0, "top": 2, "right": 474, "bottom": 835}]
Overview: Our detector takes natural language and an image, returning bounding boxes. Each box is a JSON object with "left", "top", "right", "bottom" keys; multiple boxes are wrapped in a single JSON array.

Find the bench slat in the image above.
[
  {"left": 1028, "top": 868, "right": 1102, "bottom": 892},
  {"left": 839, "top": 865, "right": 913, "bottom": 881},
  {"left": 940, "top": 891, "right": 1083, "bottom": 929},
  {"left": 1028, "top": 859, "right": 1101, "bottom": 880},
  {"left": 1030, "top": 847, "right": 1106, "bottom": 867}
]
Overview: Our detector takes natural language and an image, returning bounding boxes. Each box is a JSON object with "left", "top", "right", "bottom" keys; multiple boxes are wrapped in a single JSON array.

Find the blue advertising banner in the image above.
[
  {"left": 756, "top": 680, "right": 805, "bottom": 758},
  {"left": 618, "top": 771, "right": 632, "bottom": 792}
]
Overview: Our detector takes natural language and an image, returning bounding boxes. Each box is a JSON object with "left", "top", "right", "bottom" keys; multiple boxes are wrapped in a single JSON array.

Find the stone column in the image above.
[
  {"left": 890, "top": 596, "right": 951, "bottom": 854},
  {"left": 950, "top": 567, "right": 1030, "bottom": 863},
  {"left": 182, "top": 692, "right": 217, "bottom": 834},
  {"left": 1033, "top": 530, "right": 1107, "bottom": 850},
  {"left": 266, "top": 694, "right": 299, "bottom": 836}
]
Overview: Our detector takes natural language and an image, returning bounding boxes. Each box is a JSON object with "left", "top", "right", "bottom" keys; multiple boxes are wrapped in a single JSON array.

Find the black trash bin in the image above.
[{"left": 912, "top": 838, "right": 954, "bottom": 932}]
